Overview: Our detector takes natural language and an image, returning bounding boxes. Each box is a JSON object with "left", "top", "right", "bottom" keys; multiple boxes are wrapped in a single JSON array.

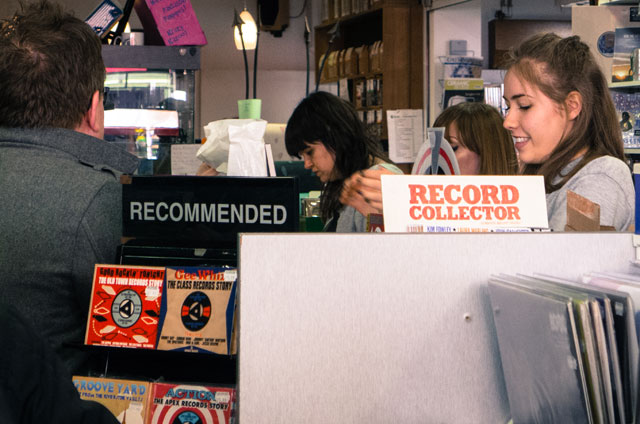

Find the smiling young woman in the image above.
[{"left": 502, "top": 33, "right": 635, "bottom": 231}]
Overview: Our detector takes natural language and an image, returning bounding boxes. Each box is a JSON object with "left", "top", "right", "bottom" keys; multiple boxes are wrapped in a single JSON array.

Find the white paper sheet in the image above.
[
  {"left": 386, "top": 109, "right": 423, "bottom": 163},
  {"left": 170, "top": 144, "right": 202, "bottom": 175}
]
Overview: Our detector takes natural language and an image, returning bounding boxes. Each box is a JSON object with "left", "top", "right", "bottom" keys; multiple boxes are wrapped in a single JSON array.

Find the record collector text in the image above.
[{"left": 408, "top": 183, "right": 521, "bottom": 221}]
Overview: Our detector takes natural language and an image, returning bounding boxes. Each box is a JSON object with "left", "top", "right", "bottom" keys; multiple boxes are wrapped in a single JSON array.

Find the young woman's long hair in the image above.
[
  {"left": 433, "top": 102, "right": 518, "bottom": 175},
  {"left": 285, "top": 92, "right": 390, "bottom": 222},
  {"left": 504, "top": 33, "right": 624, "bottom": 192}
]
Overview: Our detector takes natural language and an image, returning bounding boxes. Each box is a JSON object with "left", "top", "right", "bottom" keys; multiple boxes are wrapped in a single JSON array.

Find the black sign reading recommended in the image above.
[{"left": 122, "top": 176, "right": 299, "bottom": 244}]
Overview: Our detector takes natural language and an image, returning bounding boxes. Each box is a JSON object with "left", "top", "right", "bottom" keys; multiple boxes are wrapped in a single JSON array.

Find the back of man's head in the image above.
[{"left": 0, "top": 0, "right": 105, "bottom": 129}]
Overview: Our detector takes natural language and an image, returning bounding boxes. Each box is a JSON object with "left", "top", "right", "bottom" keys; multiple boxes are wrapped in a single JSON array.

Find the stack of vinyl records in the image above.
[
  {"left": 73, "top": 376, "right": 236, "bottom": 424},
  {"left": 488, "top": 271, "right": 640, "bottom": 424}
]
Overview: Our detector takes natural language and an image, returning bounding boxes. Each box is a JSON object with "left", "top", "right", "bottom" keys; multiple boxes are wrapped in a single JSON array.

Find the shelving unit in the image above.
[
  {"left": 314, "top": 0, "right": 423, "bottom": 139},
  {"left": 80, "top": 344, "right": 236, "bottom": 385},
  {"left": 609, "top": 81, "right": 640, "bottom": 160},
  {"left": 610, "top": 81, "right": 640, "bottom": 89}
]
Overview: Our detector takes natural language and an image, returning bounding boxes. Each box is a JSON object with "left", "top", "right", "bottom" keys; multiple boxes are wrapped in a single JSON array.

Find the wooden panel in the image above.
[
  {"left": 382, "top": 6, "right": 411, "bottom": 110},
  {"left": 313, "top": 0, "right": 422, "bottom": 140},
  {"left": 489, "top": 19, "right": 571, "bottom": 69},
  {"left": 409, "top": 1, "right": 424, "bottom": 109}
]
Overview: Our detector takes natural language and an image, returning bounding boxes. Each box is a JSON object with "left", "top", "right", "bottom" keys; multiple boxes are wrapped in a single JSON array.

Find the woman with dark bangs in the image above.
[{"left": 285, "top": 91, "right": 403, "bottom": 232}]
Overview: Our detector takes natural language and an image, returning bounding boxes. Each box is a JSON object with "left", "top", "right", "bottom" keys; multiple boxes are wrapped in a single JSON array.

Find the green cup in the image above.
[{"left": 238, "top": 98, "right": 262, "bottom": 119}]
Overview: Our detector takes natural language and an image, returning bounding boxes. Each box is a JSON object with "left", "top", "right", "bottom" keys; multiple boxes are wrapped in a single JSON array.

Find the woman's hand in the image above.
[
  {"left": 340, "top": 168, "right": 396, "bottom": 215},
  {"left": 196, "top": 162, "right": 220, "bottom": 176}
]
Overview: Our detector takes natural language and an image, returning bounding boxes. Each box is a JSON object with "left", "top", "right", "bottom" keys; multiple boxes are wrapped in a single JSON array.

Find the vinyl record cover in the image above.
[
  {"left": 488, "top": 278, "right": 592, "bottom": 424},
  {"left": 602, "top": 297, "right": 626, "bottom": 424},
  {"left": 582, "top": 272, "right": 640, "bottom": 423},
  {"left": 73, "top": 376, "right": 151, "bottom": 424},
  {"left": 510, "top": 276, "right": 604, "bottom": 424},
  {"left": 148, "top": 382, "right": 235, "bottom": 424},
  {"left": 534, "top": 271, "right": 638, "bottom": 424},
  {"left": 441, "top": 78, "right": 484, "bottom": 109},
  {"left": 510, "top": 273, "right": 627, "bottom": 423},
  {"left": 85, "top": 264, "right": 165, "bottom": 349},
  {"left": 611, "top": 27, "right": 640, "bottom": 83},
  {"left": 590, "top": 299, "right": 617, "bottom": 424},
  {"left": 156, "top": 266, "right": 237, "bottom": 355}
]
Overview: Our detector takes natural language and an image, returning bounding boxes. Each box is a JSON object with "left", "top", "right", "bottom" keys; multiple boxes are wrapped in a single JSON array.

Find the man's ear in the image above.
[
  {"left": 565, "top": 91, "right": 583, "bottom": 121},
  {"left": 85, "top": 90, "right": 101, "bottom": 132}
]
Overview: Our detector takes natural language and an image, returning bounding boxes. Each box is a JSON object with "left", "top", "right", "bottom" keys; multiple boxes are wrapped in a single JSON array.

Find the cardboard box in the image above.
[
  {"left": 369, "top": 40, "right": 381, "bottom": 73},
  {"left": 356, "top": 44, "right": 369, "bottom": 75},
  {"left": 343, "top": 47, "right": 357, "bottom": 77}
]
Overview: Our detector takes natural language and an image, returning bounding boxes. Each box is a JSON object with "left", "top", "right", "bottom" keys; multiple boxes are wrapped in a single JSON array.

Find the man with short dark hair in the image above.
[{"left": 0, "top": 0, "right": 138, "bottom": 375}]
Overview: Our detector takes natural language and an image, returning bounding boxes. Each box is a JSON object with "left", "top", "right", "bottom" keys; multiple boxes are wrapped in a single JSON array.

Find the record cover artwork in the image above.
[
  {"left": 156, "top": 266, "right": 237, "bottom": 355},
  {"left": 73, "top": 376, "right": 151, "bottom": 424},
  {"left": 148, "top": 382, "right": 235, "bottom": 424},
  {"left": 611, "top": 27, "right": 640, "bottom": 83},
  {"left": 441, "top": 78, "right": 484, "bottom": 108},
  {"left": 488, "top": 278, "right": 592, "bottom": 424},
  {"left": 582, "top": 272, "right": 640, "bottom": 422},
  {"left": 85, "top": 264, "right": 165, "bottom": 349},
  {"left": 535, "top": 271, "right": 639, "bottom": 424},
  {"left": 507, "top": 273, "right": 623, "bottom": 423}
]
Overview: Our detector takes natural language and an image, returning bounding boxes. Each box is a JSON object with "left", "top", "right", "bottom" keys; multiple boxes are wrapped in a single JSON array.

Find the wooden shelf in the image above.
[
  {"left": 314, "top": 0, "right": 423, "bottom": 140},
  {"left": 318, "top": 71, "right": 383, "bottom": 84},
  {"left": 315, "top": 3, "right": 384, "bottom": 30},
  {"left": 610, "top": 81, "right": 640, "bottom": 89},
  {"left": 355, "top": 105, "right": 383, "bottom": 111}
]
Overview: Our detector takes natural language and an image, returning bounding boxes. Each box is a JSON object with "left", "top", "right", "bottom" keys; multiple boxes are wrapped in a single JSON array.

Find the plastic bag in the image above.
[{"left": 196, "top": 119, "right": 268, "bottom": 176}]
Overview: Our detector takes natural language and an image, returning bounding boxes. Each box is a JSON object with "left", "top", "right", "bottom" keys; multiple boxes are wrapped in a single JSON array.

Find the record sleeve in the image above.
[
  {"left": 156, "top": 266, "right": 237, "bottom": 355},
  {"left": 488, "top": 277, "right": 592, "bottom": 424},
  {"left": 147, "top": 382, "right": 235, "bottom": 424},
  {"left": 590, "top": 299, "right": 617, "bottom": 424},
  {"left": 73, "top": 376, "right": 151, "bottom": 424},
  {"left": 602, "top": 297, "right": 626, "bottom": 424},
  {"left": 85, "top": 264, "right": 165, "bottom": 349},
  {"left": 533, "top": 272, "right": 638, "bottom": 423},
  {"left": 507, "top": 274, "right": 611, "bottom": 423},
  {"left": 581, "top": 272, "right": 640, "bottom": 423}
]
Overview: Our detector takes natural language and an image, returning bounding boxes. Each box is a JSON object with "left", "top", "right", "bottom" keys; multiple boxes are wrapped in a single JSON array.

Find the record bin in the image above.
[{"left": 80, "top": 175, "right": 300, "bottom": 385}]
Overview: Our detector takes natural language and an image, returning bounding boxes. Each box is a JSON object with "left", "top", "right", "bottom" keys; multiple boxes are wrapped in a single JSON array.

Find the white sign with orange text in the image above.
[{"left": 381, "top": 175, "right": 548, "bottom": 232}]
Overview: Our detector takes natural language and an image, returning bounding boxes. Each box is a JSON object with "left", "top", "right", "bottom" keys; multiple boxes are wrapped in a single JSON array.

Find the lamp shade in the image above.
[{"left": 234, "top": 10, "right": 257, "bottom": 50}]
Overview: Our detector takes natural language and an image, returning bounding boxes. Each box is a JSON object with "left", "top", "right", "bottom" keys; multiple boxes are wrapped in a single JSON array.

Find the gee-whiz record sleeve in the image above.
[
  {"left": 148, "top": 382, "right": 236, "bottom": 424},
  {"left": 156, "top": 266, "right": 237, "bottom": 355},
  {"left": 73, "top": 376, "right": 151, "bottom": 424},
  {"left": 85, "top": 264, "right": 165, "bottom": 349}
]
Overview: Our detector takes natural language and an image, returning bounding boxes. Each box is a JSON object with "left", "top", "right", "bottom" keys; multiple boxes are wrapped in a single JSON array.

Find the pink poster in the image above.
[{"left": 144, "top": 0, "right": 207, "bottom": 46}]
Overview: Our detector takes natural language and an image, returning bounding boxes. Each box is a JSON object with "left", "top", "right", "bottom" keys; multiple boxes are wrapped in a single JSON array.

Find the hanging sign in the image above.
[{"left": 122, "top": 176, "right": 299, "bottom": 243}]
